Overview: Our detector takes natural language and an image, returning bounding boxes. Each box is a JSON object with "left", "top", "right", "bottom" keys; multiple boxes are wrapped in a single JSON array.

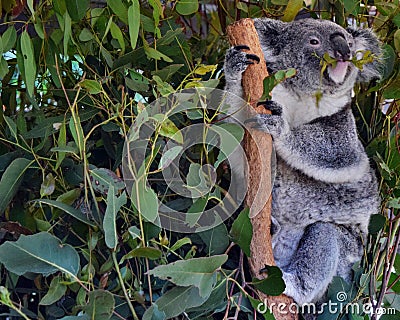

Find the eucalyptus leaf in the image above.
[
  {"left": 0, "top": 158, "right": 32, "bottom": 214},
  {"left": 33, "top": 199, "right": 96, "bottom": 227},
  {"left": 80, "top": 79, "right": 102, "bottom": 94},
  {"left": 252, "top": 266, "right": 286, "bottom": 296},
  {"left": 1, "top": 27, "right": 17, "bottom": 52},
  {"left": 0, "top": 232, "right": 80, "bottom": 277},
  {"left": 128, "top": 0, "right": 140, "bottom": 50},
  {"left": 104, "top": 188, "right": 127, "bottom": 250},
  {"left": 148, "top": 254, "right": 227, "bottom": 297},
  {"left": 40, "top": 276, "right": 67, "bottom": 305},
  {"left": 230, "top": 207, "right": 252, "bottom": 257},
  {"left": 82, "top": 290, "right": 115, "bottom": 320},
  {"left": 176, "top": 0, "right": 199, "bottom": 15},
  {"left": 20, "top": 31, "right": 36, "bottom": 96},
  {"left": 282, "top": 0, "right": 303, "bottom": 22},
  {"left": 66, "top": 0, "right": 89, "bottom": 21},
  {"left": 144, "top": 286, "right": 207, "bottom": 319}
]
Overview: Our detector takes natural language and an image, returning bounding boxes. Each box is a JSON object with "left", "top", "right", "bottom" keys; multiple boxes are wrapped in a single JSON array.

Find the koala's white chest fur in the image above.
[{"left": 271, "top": 84, "right": 351, "bottom": 128}]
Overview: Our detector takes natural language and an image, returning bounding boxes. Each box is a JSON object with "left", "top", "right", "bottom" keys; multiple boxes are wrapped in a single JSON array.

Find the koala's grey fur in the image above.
[{"left": 223, "top": 18, "right": 381, "bottom": 307}]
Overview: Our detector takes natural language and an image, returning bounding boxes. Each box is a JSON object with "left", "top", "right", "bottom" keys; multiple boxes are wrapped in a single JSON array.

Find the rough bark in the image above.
[{"left": 227, "top": 18, "right": 298, "bottom": 320}]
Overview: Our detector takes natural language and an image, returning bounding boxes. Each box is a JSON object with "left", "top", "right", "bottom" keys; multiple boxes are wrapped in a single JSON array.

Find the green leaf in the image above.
[
  {"left": 153, "top": 75, "right": 175, "bottom": 96},
  {"left": 40, "top": 173, "right": 56, "bottom": 197},
  {"left": 63, "top": 11, "right": 71, "bottom": 57},
  {"left": 194, "top": 64, "right": 217, "bottom": 75},
  {"left": 148, "top": 254, "right": 228, "bottom": 298},
  {"left": 3, "top": 115, "right": 17, "bottom": 141},
  {"left": 107, "top": 0, "right": 128, "bottom": 24},
  {"left": 122, "top": 247, "right": 162, "bottom": 261},
  {"left": 20, "top": 31, "right": 36, "bottom": 97},
  {"left": 0, "top": 158, "right": 32, "bottom": 214},
  {"left": 169, "top": 237, "right": 192, "bottom": 252},
  {"left": 368, "top": 214, "right": 387, "bottom": 234},
  {"left": 128, "top": 226, "right": 141, "bottom": 240},
  {"left": 187, "top": 163, "right": 211, "bottom": 198},
  {"left": 387, "top": 198, "right": 400, "bottom": 209},
  {"left": 381, "top": 44, "right": 395, "bottom": 80},
  {"left": 128, "top": 0, "right": 140, "bottom": 50},
  {"left": 80, "top": 79, "right": 102, "bottom": 94},
  {"left": 110, "top": 21, "right": 125, "bottom": 53},
  {"left": 1, "top": 27, "right": 17, "bottom": 53},
  {"left": 79, "top": 28, "right": 93, "bottom": 42},
  {"left": 186, "top": 195, "right": 208, "bottom": 227},
  {"left": 176, "top": 0, "right": 199, "bottom": 15},
  {"left": 145, "top": 47, "right": 173, "bottom": 62},
  {"left": 394, "top": 29, "right": 400, "bottom": 53},
  {"left": 53, "top": 0, "right": 66, "bottom": 15},
  {"left": 158, "top": 146, "right": 183, "bottom": 170},
  {"left": 211, "top": 123, "right": 244, "bottom": 167},
  {"left": 252, "top": 266, "right": 286, "bottom": 296},
  {"left": 131, "top": 178, "right": 159, "bottom": 223},
  {"left": 230, "top": 207, "right": 252, "bottom": 257},
  {"left": 198, "top": 224, "right": 229, "bottom": 255},
  {"left": 40, "top": 276, "right": 67, "bottom": 305},
  {"left": 69, "top": 113, "right": 85, "bottom": 158},
  {"left": 65, "top": 0, "right": 89, "bottom": 21},
  {"left": 393, "top": 14, "right": 400, "bottom": 28},
  {"left": 89, "top": 168, "right": 125, "bottom": 195},
  {"left": 282, "top": 0, "right": 303, "bottom": 22},
  {"left": 343, "top": 0, "right": 359, "bottom": 15},
  {"left": 104, "top": 188, "right": 127, "bottom": 250},
  {"left": 33, "top": 199, "right": 96, "bottom": 227},
  {"left": 0, "top": 57, "right": 8, "bottom": 78},
  {"left": 0, "top": 232, "right": 80, "bottom": 277},
  {"left": 383, "top": 78, "right": 400, "bottom": 99},
  {"left": 152, "top": 64, "right": 184, "bottom": 82},
  {"left": 157, "top": 118, "right": 183, "bottom": 144},
  {"left": 82, "top": 290, "right": 115, "bottom": 320},
  {"left": 27, "top": 0, "right": 35, "bottom": 16},
  {"left": 236, "top": 1, "right": 248, "bottom": 12},
  {"left": 144, "top": 286, "right": 207, "bottom": 319},
  {"left": 55, "top": 121, "right": 67, "bottom": 170}
]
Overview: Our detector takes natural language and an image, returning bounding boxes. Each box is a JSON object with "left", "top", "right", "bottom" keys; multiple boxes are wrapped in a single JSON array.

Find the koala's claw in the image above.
[
  {"left": 247, "top": 54, "right": 260, "bottom": 64},
  {"left": 234, "top": 45, "right": 250, "bottom": 51},
  {"left": 257, "top": 100, "right": 283, "bottom": 115},
  {"left": 224, "top": 46, "right": 260, "bottom": 78},
  {"left": 259, "top": 266, "right": 269, "bottom": 275}
]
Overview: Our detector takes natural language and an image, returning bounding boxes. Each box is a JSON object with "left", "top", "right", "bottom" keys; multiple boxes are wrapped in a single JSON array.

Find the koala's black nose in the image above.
[{"left": 330, "top": 32, "right": 351, "bottom": 61}]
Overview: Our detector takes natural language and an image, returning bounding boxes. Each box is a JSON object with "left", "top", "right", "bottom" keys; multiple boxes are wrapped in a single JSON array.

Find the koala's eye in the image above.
[{"left": 310, "top": 39, "right": 320, "bottom": 46}]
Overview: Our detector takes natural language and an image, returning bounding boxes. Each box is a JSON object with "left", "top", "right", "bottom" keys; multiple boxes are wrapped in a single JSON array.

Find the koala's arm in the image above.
[{"left": 257, "top": 104, "right": 370, "bottom": 183}]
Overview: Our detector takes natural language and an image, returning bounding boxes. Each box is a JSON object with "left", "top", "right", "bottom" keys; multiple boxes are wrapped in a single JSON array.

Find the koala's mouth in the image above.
[{"left": 327, "top": 61, "right": 350, "bottom": 84}]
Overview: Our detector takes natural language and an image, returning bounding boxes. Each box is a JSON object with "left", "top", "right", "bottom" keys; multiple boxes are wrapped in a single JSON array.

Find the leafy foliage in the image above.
[{"left": 0, "top": 0, "right": 399, "bottom": 319}]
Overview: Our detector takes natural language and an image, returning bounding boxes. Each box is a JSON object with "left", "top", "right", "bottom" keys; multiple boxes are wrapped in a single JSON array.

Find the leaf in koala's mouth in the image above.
[{"left": 327, "top": 61, "right": 349, "bottom": 84}]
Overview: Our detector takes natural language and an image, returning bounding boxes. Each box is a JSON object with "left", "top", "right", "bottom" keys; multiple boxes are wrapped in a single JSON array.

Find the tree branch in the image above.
[{"left": 227, "top": 18, "right": 298, "bottom": 320}]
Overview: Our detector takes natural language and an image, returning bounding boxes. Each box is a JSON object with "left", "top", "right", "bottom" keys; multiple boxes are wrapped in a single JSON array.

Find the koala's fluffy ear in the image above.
[
  {"left": 253, "top": 18, "right": 286, "bottom": 62},
  {"left": 347, "top": 28, "right": 382, "bottom": 83}
]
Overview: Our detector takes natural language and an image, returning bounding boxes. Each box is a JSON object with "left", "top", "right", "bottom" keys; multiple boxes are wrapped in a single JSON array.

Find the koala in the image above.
[{"left": 223, "top": 18, "right": 381, "bottom": 308}]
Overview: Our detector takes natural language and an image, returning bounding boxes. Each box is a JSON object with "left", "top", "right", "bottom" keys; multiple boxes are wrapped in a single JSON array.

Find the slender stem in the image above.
[
  {"left": 112, "top": 251, "right": 139, "bottom": 320},
  {"left": 9, "top": 303, "right": 31, "bottom": 320}
]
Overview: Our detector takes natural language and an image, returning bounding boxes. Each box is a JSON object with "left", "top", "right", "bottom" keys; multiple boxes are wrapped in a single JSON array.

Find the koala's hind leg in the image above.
[{"left": 281, "top": 222, "right": 340, "bottom": 306}]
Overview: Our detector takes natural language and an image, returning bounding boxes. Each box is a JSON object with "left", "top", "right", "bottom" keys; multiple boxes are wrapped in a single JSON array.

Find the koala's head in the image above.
[{"left": 254, "top": 18, "right": 381, "bottom": 96}]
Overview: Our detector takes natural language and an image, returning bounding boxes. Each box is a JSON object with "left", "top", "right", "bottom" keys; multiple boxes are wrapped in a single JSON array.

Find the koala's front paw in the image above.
[
  {"left": 224, "top": 46, "right": 260, "bottom": 81},
  {"left": 253, "top": 101, "right": 288, "bottom": 137}
]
